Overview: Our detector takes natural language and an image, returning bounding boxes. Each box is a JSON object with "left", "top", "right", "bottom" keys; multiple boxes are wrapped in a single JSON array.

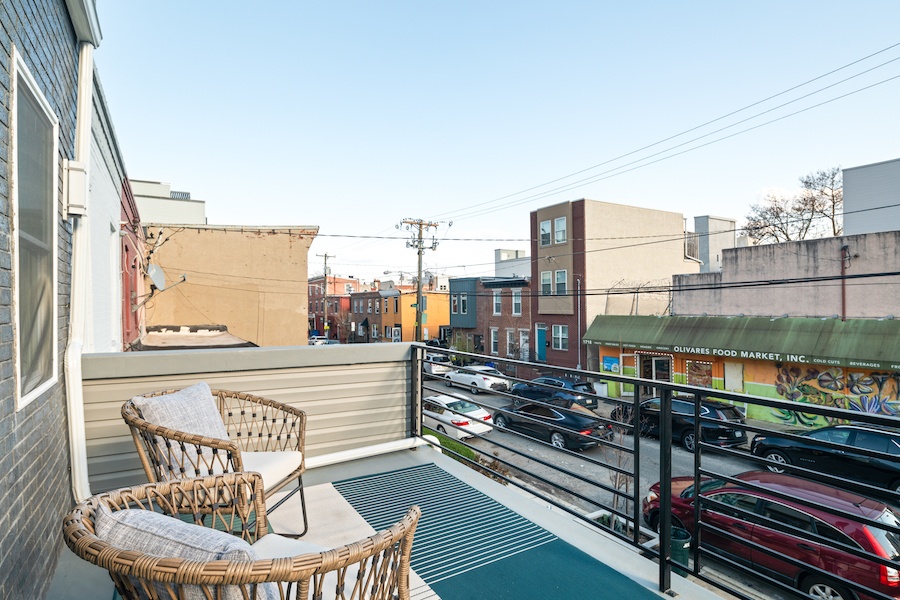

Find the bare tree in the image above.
[{"left": 744, "top": 167, "right": 843, "bottom": 243}]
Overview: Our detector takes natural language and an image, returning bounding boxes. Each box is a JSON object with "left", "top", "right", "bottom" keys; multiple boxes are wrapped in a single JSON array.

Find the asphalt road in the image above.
[{"left": 425, "top": 381, "right": 794, "bottom": 600}]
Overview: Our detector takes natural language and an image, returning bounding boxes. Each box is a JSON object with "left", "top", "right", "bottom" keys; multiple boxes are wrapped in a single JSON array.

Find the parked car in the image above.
[
  {"left": 493, "top": 402, "right": 612, "bottom": 450},
  {"left": 423, "top": 353, "right": 453, "bottom": 376},
  {"left": 446, "top": 366, "right": 509, "bottom": 394},
  {"left": 422, "top": 394, "right": 492, "bottom": 439},
  {"left": 308, "top": 336, "right": 329, "bottom": 346},
  {"left": 751, "top": 424, "right": 900, "bottom": 493},
  {"left": 609, "top": 396, "right": 746, "bottom": 452},
  {"left": 510, "top": 376, "right": 598, "bottom": 409},
  {"left": 642, "top": 470, "right": 900, "bottom": 600}
]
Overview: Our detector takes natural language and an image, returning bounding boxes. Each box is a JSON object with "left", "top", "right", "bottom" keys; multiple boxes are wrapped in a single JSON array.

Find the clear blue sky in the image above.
[{"left": 95, "top": 2, "right": 900, "bottom": 281}]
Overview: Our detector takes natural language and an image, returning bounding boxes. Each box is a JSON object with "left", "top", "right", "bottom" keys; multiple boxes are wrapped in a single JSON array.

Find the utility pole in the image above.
[
  {"left": 400, "top": 219, "right": 439, "bottom": 342},
  {"left": 317, "top": 253, "right": 334, "bottom": 339}
]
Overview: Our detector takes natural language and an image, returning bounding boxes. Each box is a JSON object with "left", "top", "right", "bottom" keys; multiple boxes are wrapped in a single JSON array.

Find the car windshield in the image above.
[
  {"left": 447, "top": 400, "right": 479, "bottom": 413},
  {"left": 871, "top": 509, "right": 900, "bottom": 560},
  {"left": 681, "top": 479, "right": 728, "bottom": 498},
  {"left": 716, "top": 406, "right": 743, "bottom": 420},
  {"left": 571, "top": 382, "right": 593, "bottom": 393},
  {"left": 431, "top": 356, "right": 450, "bottom": 363}
]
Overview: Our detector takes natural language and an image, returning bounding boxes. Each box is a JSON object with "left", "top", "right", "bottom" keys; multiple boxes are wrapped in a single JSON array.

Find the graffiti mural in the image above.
[{"left": 771, "top": 364, "right": 900, "bottom": 427}]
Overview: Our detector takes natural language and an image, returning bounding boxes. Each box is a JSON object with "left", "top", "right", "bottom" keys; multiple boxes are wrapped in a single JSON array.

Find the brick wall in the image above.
[{"left": 0, "top": 0, "right": 78, "bottom": 597}]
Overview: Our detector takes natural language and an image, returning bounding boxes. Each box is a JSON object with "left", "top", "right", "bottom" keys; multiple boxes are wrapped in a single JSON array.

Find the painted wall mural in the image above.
[{"left": 771, "top": 364, "right": 900, "bottom": 426}]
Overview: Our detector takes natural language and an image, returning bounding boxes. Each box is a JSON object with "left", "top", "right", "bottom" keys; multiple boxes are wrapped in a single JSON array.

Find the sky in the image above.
[{"left": 95, "top": 2, "right": 900, "bottom": 282}]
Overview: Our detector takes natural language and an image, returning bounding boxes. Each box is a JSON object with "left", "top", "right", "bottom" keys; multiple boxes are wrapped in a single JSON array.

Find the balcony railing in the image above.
[{"left": 418, "top": 346, "right": 900, "bottom": 600}]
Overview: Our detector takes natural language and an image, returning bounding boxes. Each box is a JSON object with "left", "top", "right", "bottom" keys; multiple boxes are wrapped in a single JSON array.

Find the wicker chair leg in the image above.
[{"left": 267, "top": 476, "right": 308, "bottom": 538}]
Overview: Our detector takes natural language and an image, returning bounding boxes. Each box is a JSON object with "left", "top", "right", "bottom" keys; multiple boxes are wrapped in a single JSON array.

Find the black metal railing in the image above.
[{"left": 413, "top": 345, "right": 900, "bottom": 600}]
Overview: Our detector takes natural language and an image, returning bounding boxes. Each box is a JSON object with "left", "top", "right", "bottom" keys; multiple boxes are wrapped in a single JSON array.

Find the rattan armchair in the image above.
[
  {"left": 122, "top": 384, "right": 309, "bottom": 535},
  {"left": 63, "top": 473, "right": 421, "bottom": 600}
]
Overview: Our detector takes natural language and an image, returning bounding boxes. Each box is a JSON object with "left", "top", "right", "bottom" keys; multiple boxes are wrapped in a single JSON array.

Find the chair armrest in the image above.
[{"left": 214, "top": 390, "right": 307, "bottom": 454}]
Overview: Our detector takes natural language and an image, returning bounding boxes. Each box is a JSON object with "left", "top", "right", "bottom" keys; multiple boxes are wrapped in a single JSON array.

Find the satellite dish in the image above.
[{"left": 147, "top": 264, "right": 167, "bottom": 290}]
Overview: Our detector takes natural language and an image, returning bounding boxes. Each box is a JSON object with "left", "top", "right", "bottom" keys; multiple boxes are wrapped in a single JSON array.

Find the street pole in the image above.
[
  {"left": 401, "top": 219, "right": 439, "bottom": 342},
  {"left": 317, "top": 253, "right": 334, "bottom": 339}
]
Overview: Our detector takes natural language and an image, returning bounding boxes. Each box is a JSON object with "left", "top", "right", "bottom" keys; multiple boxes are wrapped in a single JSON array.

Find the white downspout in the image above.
[{"left": 65, "top": 41, "right": 94, "bottom": 501}]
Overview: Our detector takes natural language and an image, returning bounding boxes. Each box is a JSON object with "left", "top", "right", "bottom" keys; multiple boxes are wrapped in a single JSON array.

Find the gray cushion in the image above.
[
  {"left": 132, "top": 382, "right": 229, "bottom": 441},
  {"left": 95, "top": 504, "right": 277, "bottom": 600}
]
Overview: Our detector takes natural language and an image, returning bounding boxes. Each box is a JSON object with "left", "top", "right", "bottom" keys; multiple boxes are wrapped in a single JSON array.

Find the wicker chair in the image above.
[
  {"left": 62, "top": 472, "right": 421, "bottom": 600},
  {"left": 122, "top": 384, "right": 309, "bottom": 536}
]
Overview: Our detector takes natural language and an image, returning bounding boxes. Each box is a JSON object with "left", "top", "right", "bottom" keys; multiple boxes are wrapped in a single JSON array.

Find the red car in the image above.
[{"left": 642, "top": 471, "right": 900, "bottom": 600}]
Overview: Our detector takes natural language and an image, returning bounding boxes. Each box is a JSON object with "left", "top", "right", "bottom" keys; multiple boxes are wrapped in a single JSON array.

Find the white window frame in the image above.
[
  {"left": 493, "top": 290, "right": 502, "bottom": 315},
  {"left": 384, "top": 325, "right": 391, "bottom": 338},
  {"left": 552, "top": 324, "right": 569, "bottom": 351},
  {"left": 451, "top": 295, "right": 458, "bottom": 314},
  {"left": 490, "top": 328, "right": 499, "bottom": 355},
  {"left": 541, "top": 271, "right": 552, "bottom": 296},
  {"left": 12, "top": 47, "right": 59, "bottom": 410},
  {"left": 375, "top": 299, "right": 380, "bottom": 314},
  {"left": 539, "top": 220, "right": 551, "bottom": 246},
  {"left": 555, "top": 270, "right": 567, "bottom": 296},
  {"left": 512, "top": 290, "right": 522, "bottom": 315},
  {"left": 367, "top": 299, "right": 372, "bottom": 313},
  {"left": 554, "top": 216, "right": 567, "bottom": 244},
  {"left": 371, "top": 324, "right": 378, "bottom": 338},
  {"left": 506, "top": 329, "right": 516, "bottom": 356},
  {"left": 460, "top": 293, "right": 468, "bottom": 315}
]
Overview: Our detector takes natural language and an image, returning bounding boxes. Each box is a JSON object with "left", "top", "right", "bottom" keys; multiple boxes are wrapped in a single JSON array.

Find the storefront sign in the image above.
[
  {"left": 602, "top": 356, "right": 620, "bottom": 373},
  {"left": 589, "top": 340, "right": 892, "bottom": 370}
]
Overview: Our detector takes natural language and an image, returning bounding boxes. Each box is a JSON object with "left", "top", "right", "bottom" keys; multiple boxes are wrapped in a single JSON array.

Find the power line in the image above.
[{"left": 430, "top": 42, "right": 900, "bottom": 222}]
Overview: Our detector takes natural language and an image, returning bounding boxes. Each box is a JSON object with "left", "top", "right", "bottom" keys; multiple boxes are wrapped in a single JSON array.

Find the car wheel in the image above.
[
  {"left": 764, "top": 450, "right": 790, "bottom": 473},
  {"left": 469, "top": 384, "right": 480, "bottom": 394},
  {"left": 550, "top": 432, "right": 567, "bottom": 449},
  {"left": 437, "top": 426, "right": 446, "bottom": 434},
  {"left": 647, "top": 511, "right": 660, "bottom": 532},
  {"left": 803, "top": 576, "right": 851, "bottom": 600},
  {"left": 681, "top": 430, "right": 697, "bottom": 452},
  {"left": 495, "top": 415, "right": 508, "bottom": 429}
]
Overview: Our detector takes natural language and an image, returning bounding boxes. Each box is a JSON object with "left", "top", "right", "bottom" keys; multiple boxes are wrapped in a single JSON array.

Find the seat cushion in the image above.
[
  {"left": 253, "top": 534, "right": 361, "bottom": 600},
  {"left": 95, "top": 504, "right": 278, "bottom": 600},
  {"left": 242, "top": 451, "right": 303, "bottom": 492},
  {"left": 132, "top": 382, "right": 230, "bottom": 442}
]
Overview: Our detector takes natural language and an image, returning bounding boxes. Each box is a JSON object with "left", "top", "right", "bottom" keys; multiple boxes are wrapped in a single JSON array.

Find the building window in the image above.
[
  {"left": 554, "top": 217, "right": 567, "bottom": 243},
  {"left": 367, "top": 299, "right": 372, "bottom": 313},
  {"left": 506, "top": 330, "right": 516, "bottom": 356},
  {"left": 13, "top": 49, "right": 59, "bottom": 408},
  {"left": 371, "top": 324, "right": 378, "bottom": 338},
  {"left": 451, "top": 295, "right": 458, "bottom": 314},
  {"left": 460, "top": 293, "right": 468, "bottom": 314},
  {"left": 384, "top": 325, "right": 391, "bottom": 338},
  {"left": 512, "top": 290, "right": 522, "bottom": 315},
  {"left": 541, "top": 271, "right": 552, "bottom": 296},
  {"left": 394, "top": 297, "right": 399, "bottom": 313},
  {"left": 540, "top": 220, "right": 551, "bottom": 246},
  {"left": 375, "top": 299, "right": 380, "bottom": 314},
  {"left": 555, "top": 270, "right": 567, "bottom": 296},
  {"left": 493, "top": 290, "right": 502, "bottom": 315},
  {"left": 490, "top": 328, "right": 499, "bottom": 355},
  {"left": 552, "top": 325, "right": 568, "bottom": 350}
]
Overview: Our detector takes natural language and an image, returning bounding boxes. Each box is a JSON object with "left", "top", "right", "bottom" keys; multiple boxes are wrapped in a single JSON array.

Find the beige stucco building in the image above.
[
  {"left": 142, "top": 224, "right": 318, "bottom": 346},
  {"left": 672, "top": 230, "right": 900, "bottom": 319}
]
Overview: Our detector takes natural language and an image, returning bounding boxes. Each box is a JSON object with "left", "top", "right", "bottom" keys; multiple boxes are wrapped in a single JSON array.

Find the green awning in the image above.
[{"left": 583, "top": 315, "right": 900, "bottom": 371}]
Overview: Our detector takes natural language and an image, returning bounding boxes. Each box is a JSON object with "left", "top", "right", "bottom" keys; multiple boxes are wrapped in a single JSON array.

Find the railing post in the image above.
[
  {"left": 411, "top": 346, "right": 423, "bottom": 438},
  {"left": 658, "top": 388, "right": 673, "bottom": 593},
  {"left": 632, "top": 384, "right": 641, "bottom": 546},
  {"left": 692, "top": 392, "right": 703, "bottom": 576}
]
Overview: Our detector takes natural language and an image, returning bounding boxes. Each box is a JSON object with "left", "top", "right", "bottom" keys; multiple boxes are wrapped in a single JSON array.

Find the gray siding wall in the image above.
[
  {"left": 844, "top": 158, "right": 900, "bottom": 236},
  {"left": 81, "top": 343, "right": 416, "bottom": 493},
  {"left": 0, "top": 1, "right": 79, "bottom": 597}
]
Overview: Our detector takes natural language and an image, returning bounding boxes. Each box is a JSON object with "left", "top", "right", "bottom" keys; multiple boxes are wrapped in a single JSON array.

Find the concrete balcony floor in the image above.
[{"left": 49, "top": 442, "right": 727, "bottom": 600}]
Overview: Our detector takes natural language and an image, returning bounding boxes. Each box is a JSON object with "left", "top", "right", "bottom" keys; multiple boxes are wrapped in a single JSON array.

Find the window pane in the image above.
[
  {"left": 512, "top": 290, "right": 522, "bottom": 315},
  {"left": 17, "top": 77, "right": 55, "bottom": 398},
  {"left": 555, "top": 270, "right": 567, "bottom": 295},
  {"left": 540, "top": 220, "right": 551, "bottom": 246},
  {"left": 554, "top": 217, "right": 567, "bottom": 243},
  {"left": 493, "top": 291, "right": 501, "bottom": 314},
  {"left": 541, "top": 271, "right": 551, "bottom": 296}
]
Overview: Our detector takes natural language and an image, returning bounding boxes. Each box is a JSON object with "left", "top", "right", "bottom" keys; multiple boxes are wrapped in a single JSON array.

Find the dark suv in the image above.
[
  {"left": 510, "top": 376, "right": 598, "bottom": 409},
  {"left": 609, "top": 396, "right": 746, "bottom": 452},
  {"left": 643, "top": 470, "right": 900, "bottom": 600},
  {"left": 751, "top": 424, "right": 900, "bottom": 494}
]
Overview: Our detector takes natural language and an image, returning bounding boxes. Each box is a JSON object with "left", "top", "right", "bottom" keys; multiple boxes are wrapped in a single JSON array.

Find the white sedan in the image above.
[
  {"left": 445, "top": 366, "right": 509, "bottom": 394},
  {"left": 423, "top": 394, "right": 493, "bottom": 439}
]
